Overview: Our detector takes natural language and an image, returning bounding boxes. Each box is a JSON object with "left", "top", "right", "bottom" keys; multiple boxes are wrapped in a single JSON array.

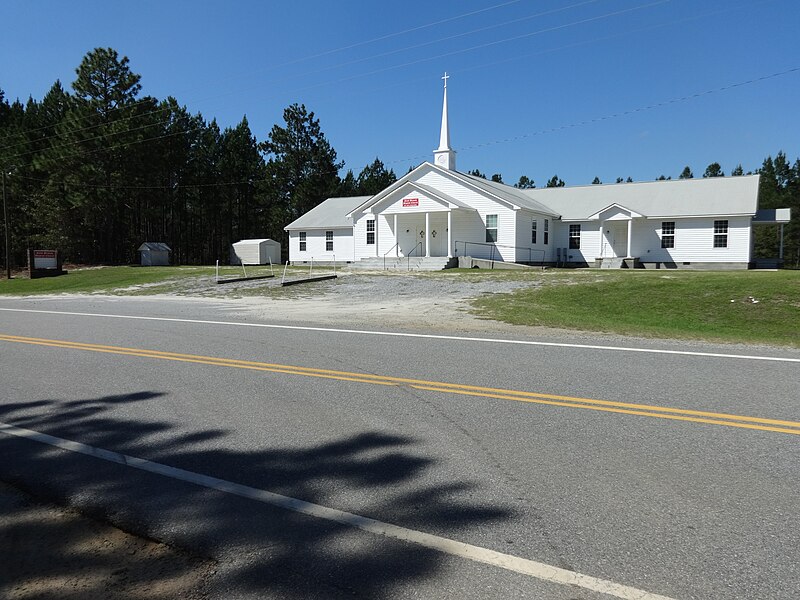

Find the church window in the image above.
[
  {"left": 366, "top": 219, "right": 375, "bottom": 245},
  {"left": 544, "top": 219, "right": 549, "bottom": 245},
  {"left": 531, "top": 219, "right": 537, "bottom": 244},
  {"left": 485, "top": 214, "right": 498, "bottom": 243},
  {"left": 661, "top": 222, "right": 675, "bottom": 248},
  {"left": 713, "top": 220, "right": 728, "bottom": 248},
  {"left": 326, "top": 231, "right": 334, "bottom": 252},
  {"left": 299, "top": 232, "right": 306, "bottom": 252},
  {"left": 569, "top": 224, "right": 581, "bottom": 249}
]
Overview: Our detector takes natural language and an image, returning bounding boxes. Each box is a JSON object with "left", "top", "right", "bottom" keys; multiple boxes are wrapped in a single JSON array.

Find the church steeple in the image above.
[{"left": 433, "top": 72, "right": 456, "bottom": 170}]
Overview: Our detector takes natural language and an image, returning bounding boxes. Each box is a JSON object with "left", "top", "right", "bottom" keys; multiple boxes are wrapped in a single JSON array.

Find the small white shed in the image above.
[
  {"left": 137, "top": 242, "right": 171, "bottom": 266},
  {"left": 230, "top": 238, "right": 281, "bottom": 265}
]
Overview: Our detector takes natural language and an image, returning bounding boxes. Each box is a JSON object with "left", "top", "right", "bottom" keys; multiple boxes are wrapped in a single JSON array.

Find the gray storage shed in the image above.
[
  {"left": 138, "top": 242, "right": 171, "bottom": 266},
  {"left": 231, "top": 238, "right": 281, "bottom": 265}
]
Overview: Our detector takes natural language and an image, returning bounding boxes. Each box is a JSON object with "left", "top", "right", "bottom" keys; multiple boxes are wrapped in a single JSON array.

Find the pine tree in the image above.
[
  {"left": 546, "top": 175, "right": 565, "bottom": 188},
  {"left": 356, "top": 157, "right": 396, "bottom": 195},
  {"left": 679, "top": 166, "right": 693, "bottom": 179},
  {"left": 513, "top": 175, "right": 535, "bottom": 189},
  {"left": 592, "top": 177, "right": 601, "bottom": 185},
  {"left": 260, "top": 104, "right": 343, "bottom": 225},
  {"left": 703, "top": 163, "right": 724, "bottom": 178}
]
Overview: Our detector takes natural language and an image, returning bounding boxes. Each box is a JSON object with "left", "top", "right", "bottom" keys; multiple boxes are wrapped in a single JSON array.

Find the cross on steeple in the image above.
[{"left": 442, "top": 72, "right": 449, "bottom": 89}]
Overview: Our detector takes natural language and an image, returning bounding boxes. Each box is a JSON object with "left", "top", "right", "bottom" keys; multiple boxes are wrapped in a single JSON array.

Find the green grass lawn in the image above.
[
  {"left": 471, "top": 270, "right": 800, "bottom": 347},
  {"left": 0, "top": 265, "right": 278, "bottom": 296}
]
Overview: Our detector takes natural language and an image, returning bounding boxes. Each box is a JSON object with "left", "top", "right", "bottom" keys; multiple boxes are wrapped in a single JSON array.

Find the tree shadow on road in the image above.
[{"left": 0, "top": 391, "right": 514, "bottom": 599}]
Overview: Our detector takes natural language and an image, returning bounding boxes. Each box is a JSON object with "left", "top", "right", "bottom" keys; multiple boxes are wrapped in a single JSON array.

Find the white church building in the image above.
[{"left": 286, "top": 77, "right": 790, "bottom": 270}]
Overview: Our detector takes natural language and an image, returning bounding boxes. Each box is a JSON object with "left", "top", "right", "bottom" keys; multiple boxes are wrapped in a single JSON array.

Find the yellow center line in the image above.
[{"left": 2, "top": 334, "right": 799, "bottom": 436}]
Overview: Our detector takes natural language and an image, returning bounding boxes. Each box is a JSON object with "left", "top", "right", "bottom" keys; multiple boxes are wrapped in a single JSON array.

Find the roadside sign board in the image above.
[
  {"left": 28, "top": 249, "right": 66, "bottom": 279},
  {"left": 33, "top": 250, "right": 58, "bottom": 269}
]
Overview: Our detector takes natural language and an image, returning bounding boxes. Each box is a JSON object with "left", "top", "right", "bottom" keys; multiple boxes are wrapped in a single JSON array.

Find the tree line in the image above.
[
  {"left": 0, "top": 48, "right": 396, "bottom": 267},
  {"left": 1, "top": 48, "right": 797, "bottom": 268}
]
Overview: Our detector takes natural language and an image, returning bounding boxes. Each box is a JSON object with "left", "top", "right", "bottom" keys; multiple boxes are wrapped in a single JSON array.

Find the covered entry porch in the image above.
[
  {"left": 377, "top": 209, "right": 454, "bottom": 258},
  {"left": 589, "top": 204, "right": 642, "bottom": 267}
]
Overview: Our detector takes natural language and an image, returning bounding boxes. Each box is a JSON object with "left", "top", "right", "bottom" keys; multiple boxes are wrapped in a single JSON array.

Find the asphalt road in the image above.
[{"left": 1, "top": 296, "right": 799, "bottom": 599}]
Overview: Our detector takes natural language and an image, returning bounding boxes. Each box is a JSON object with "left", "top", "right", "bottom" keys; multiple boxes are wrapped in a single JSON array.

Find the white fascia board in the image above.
[
  {"left": 285, "top": 225, "right": 351, "bottom": 231},
  {"left": 643, "top": 212, "right": 755, "bottom": 219},
  {"left": 586, "top": 203, "right": 645, "bottom": 220},
  {"left": 346, "top": 162, "right": 430, "bottom": 217}
]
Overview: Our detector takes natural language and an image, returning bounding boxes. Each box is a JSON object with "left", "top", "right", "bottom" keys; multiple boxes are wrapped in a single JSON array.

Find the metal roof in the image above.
[
  {"left": 232, "top": 238, "right": 280, "bottom": 246},
  {"left": 285, "top": 196, "right": 370, "bottom": 230},
  {"left": 519, "top": 175, "right": 761, "bottom": 220},
  {"left": 137, "top": 242, "right": 171, "bottom": 252},
  {"left": 457, "top": 171, "right": 560, "bottom": 216}
]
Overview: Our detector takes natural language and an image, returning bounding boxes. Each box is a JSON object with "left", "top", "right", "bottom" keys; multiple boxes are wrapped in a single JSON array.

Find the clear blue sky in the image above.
[{"left": 2, "top": 0, "right": 798, "bottom": 186}]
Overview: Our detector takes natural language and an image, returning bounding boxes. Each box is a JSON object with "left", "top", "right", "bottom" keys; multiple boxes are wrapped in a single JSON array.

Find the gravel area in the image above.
[{"left": 122, "top": 268, "right": 552, "bottom": 333}]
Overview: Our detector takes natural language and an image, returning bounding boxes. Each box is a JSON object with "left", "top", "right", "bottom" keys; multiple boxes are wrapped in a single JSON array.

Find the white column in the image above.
[
  {"left": 425, "top": 212, "right": 430, "bottom": 257},
  {"left": 599, "top": 222, "right": 604, "bottom": 257},
  {"left": 394, "top": 214, "right": 398, "bottom": 257},
  {"left": 626, "top": 219, "right": 632, "bottom": 258},
  {"left": 375, "top": 214, "right": 379, "bottom": 257},
  {"left": 447, "top": 211, "right": 452, "bottom": 258}
]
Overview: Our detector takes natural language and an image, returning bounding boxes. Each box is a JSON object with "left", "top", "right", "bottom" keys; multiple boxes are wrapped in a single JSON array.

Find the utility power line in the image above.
[
  {"left": 13, "top": 66, "right": 798, "bottom": 192},
  {"left": 0, "top": 0, "right": 526, "bottom": 148},
  {"left": 0, "top": 0, "right": 667, "bottom": 161}
]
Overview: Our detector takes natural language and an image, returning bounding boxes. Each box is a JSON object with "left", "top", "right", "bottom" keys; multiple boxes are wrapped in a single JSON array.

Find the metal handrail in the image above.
[
  {"left": 453, "top": 240, "right": 545, "bottom": 266},
  {"left": 383, "top": 242, "right": 400, "bottom": 270},
  {"left": 407, "top": 241, "right": 423, "bottom": 271}
]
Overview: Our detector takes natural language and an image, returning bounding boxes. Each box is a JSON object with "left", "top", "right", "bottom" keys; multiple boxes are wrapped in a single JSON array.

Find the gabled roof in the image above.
[
  {"left": 350, "top": 162, "right": 560, "bottom": 217},
  {"left": 138, "top": 242, "right": 171, "bottom": 252},
  {"left": 586, "top": 203, "right": 644, "bottom": 220},
  {"left": 520, "top": 175, "right": 760, "bottom": 220},
  {"left": 285, "top": 196, "right": 370, "bottom": 230}
]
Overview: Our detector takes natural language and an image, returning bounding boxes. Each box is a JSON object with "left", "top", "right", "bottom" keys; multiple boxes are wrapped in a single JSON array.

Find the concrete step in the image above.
[
  {"left": 349, "top": 257, "right": 453, "bottom": 271},
  {"left": 600, "top": 257, "right": 625, "bottom": 269}
]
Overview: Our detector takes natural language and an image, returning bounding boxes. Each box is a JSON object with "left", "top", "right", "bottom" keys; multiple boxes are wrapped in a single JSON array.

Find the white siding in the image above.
[
  {"left": 353, "top": 212, "right": 377, "bottom": 259},
  {"left": 633, "top": 216, "right": 751, "bottom": 263},
  {"left": 555, "top": 216, "right": 753, "bottom": 265},
  {"left": 288, "top": 228, "right": 353, "bottom": 262},
  {"left": 554, "top": 222, "right": 600, "bottom": 264},
  {"left": 378, "top": 192, "right": 445, "bottom": 214},
  {"left": 416, "top": 171, "right": 518, "bottom": 260},
  {"left": 515, "top": 210, "right": 555, "bottom": 263}
]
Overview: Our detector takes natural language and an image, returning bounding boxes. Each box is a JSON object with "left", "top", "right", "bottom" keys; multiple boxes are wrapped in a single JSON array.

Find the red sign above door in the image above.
[{"left": 402, "top": 198, "right": 419, "bottom": 207}]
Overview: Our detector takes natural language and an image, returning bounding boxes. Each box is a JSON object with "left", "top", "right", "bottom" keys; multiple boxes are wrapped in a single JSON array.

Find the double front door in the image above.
[{"left": 395, "top": 214, "right": 447, "bottom": 257}]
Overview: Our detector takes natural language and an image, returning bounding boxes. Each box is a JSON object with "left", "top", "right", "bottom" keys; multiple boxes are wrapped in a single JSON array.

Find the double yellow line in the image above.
[{"left": 3, "top": 333, "right": 800, "bottom": 436}]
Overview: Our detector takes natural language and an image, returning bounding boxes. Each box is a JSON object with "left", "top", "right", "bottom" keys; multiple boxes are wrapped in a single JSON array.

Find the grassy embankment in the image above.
[{"left": 470, "top": 269, "right": 800, "bottom": 347}]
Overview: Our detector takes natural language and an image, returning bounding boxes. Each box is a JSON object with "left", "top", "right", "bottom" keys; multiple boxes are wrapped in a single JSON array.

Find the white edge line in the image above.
[
  {"left": 1, "top": 306, "right": 798, "bottom": 364},
  {"left": 0, "top": 421, "right": 676, "bottom": 600}
]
